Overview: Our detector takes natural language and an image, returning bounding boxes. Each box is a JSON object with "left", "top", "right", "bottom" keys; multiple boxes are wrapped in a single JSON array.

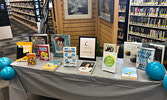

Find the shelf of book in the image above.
[
  {"left": 10, "top": 1, "right": 33, "bottom": 3},
  {"left": 12, "top": 10, "right": 35, "bottom": 16},
  {"left": 13, "top": 17, "right": 37, "bottom": 31},
  {"left": 11, "top": 5, "right": 34, "bottom": 9},
  {"left": 127, "top": 0, "right": 167, "bottom": 42},
  {"left": 12, "top": 13, "right": 36, "bottom": 24}
]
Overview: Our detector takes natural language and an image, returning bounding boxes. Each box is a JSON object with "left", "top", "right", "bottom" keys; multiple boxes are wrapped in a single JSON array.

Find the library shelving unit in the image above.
[
  {"left": 10, "top": 0, "right": 43, "bottom": 32},
  {"left": 117, "top": 0, "right": 129, "bottom": 43},
  {"left": 128, "top": 0, "right": 167, "bottom": 43},
  {"left": 5, "top": 0, "right": 12, "bottom": 16}
]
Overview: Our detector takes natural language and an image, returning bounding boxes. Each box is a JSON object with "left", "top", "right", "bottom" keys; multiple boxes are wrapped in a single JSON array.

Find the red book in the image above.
[{"left": 38, "top": 44, "right": 50, "bottom": 61}]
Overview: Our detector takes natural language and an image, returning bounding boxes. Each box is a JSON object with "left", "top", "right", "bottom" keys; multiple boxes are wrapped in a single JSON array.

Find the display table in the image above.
[{"left": 10, "top": 55, "right": 167, "bottom": 100}]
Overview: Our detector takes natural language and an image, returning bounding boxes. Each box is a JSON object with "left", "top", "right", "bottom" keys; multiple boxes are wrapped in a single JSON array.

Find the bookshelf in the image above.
[
  {"left": 128, "top": 0, "right": 167, "bottom": 43},
  {"left": 10, "top": 0, "right": 43, "bottom": 32},
  {"left": 117, "top": 0, "right": 129, "bottom": 43}
]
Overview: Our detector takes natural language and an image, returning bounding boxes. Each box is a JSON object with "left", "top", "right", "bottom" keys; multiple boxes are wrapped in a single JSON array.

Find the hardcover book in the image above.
[
  {"left": 148, "top": 43, "right": 165, "bottom": 64},
  {"left": 16, "top": 42, "right": 32, "bottom": 61},
  {"left": 29, "top": 34, "right": 47, "bottom": 55},
  {"left": 51, "top": 34, "right": 71, "bottom": 57},
  {"left": 77, "top": 62, "right": 95, "bottom": 75},
  {"left": 38, "top": 44, "right": 50, "bottom": 61},
  {"left": 42, "top": 60, "right": 62, "bottom": 71},
  {"left": 63, "top": 47, "right": 77, "bottom": 67},
  {"left": 102, "top": 52, "right": 117, "bottom": 73},
  {"left": 124, "top": 42, "right": 142, "bottom": 67},
  {"left": 136, "top": 47, "right": 155, "bottom": 70},
  {"left": 103, "top": 43, "right": 117, "bottom": 53},
  {"left": 121, "top": 67, "right": 137, "bottom": 80},
  {"left": 27, "top": 53, "right": 36, "bottom": 65}
]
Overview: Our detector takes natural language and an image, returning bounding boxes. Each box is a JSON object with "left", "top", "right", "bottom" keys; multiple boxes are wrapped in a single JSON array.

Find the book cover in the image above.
[
  {"left": 27, "top": 53, "right": 36, "bottom": 65},
  {"left": 102, "top": 52, "right": 117, "bottom": 73},
  {"left": 63, "top": 47, "right": 77, "bottom": 67},
  {"left": 38, "top": 44, "right": 50, "bottom": 61},
  {"left": 121, "top": 67, "right": 137, "bottom": 80},
  {"left": 136, "top": 47, "right": 155, "bottom": 70},
  {"left": 16, "top": 42, "right": 32, "bottom": 61},
  {"left": 103, "top": 43, "right": 117, "bottom": 53},
  {"left": 77, "top": 62, "right": 95, "bottom": 75},
  {"left": 42, "top": 60, "right": 62, "bottom": 71},
  {"left": 29, "top": 34, "right": 47, "bottom": 55},
  {"left": 124, "top": 42, "right": 142, "bottom": 67},
  {"left": 148, "top": 43, "right": 165, "bottom": 64},
  {"left": 51, "top": 34, "right": 71, "bottom": 57}
]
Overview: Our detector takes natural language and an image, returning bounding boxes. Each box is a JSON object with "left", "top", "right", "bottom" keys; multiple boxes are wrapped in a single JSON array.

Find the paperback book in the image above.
[
  {"left": 42, "top": 60, "right": 62, "bottom": 71},
  {"left": 16, "top": 42, "right": 32, "bottom": 61},
  {"left": 29, "top": 34, "right": 47, "bottom": 55},
  {"left": 27, "top": 53, "right": 36, "bottom": 65},
  {"left": 38, "top": 44, "right": 50, "bottom": 61},
  {"left": 148, "top": 43, "right": 165, "bottom": 64},
  {"left": 63, "top": 47, "right": 77, "bottom": 67},
  {"left": 124, "top": 42, "right": 142, "bottom": 67},
  {"left": 136, "top": 47, "right": 155, "bottom": 70},
  {"left": 121, "top": 67, "right": 137, "bottom": 80},
  {"left": 77, "top": 62, "right": 95, "bottom": 75},
  {"left": 102, "top": 52, "right": 117, "bottom": 73}
]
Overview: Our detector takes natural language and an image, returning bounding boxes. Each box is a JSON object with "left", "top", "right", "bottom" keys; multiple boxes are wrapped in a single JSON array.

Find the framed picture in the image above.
[
  {"left": 64, "top": 0, "right": 92, "bottom": 19},
  {"left": 51, "top": 34, "right": 71, "bottom": 57},
  {"left": 98, "top": 0, "right": 114, "bottom": 23},
  {"left": 79, "top": 36, "right": 97, "bottom": 61}
]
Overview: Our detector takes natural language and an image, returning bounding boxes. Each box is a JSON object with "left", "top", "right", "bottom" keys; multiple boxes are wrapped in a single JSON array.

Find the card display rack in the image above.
[
  {"left": 10, "top": 0, "right": 43, "bottom": 32},
  {"left": 128, "top": 0, "right": 167, "bottom": 43},
  {"left": 118, "top": 0, "right": 129, "bottom": 42}
]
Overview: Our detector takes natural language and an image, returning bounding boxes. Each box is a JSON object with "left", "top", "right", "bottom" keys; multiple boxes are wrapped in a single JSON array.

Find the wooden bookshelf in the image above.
[
  {"left": 127, "top": 0, "right": 167, "bottom": 43},
  {"left": 10, "top": 0, "right": 43, "bottom": 32}
]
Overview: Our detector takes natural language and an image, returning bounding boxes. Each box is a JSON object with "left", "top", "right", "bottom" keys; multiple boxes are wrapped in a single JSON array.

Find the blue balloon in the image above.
[
  {"left": 0, "top": 66, "right": 15, "bottom": 80},
  {"left": 146, "top": 62, "right": 166, "bottom": 80},
  {"left": 163, "top": 76, "right": 167, "bottom": 91},
  {"left": 0, "top": 57, "right": 12, "bottom": 69}
]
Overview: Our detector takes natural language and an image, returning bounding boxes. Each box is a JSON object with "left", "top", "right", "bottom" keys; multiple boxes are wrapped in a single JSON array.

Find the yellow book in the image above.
[{"left": 42, "top": 60, "right": 62, "bottom": 71}]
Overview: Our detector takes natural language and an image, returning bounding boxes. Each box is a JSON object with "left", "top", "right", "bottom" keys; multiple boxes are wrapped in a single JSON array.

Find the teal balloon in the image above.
[
  {"left": 0, "top": 66, "right": 15, "bottom": 80},
  {"left": 0, "top": 57, "right": 12, "bottom": 69},
  {"left": 146, "top": 62, "right": 166, "bottom": 81},
  {"left": 163, "top": 76, "right": 167, "bottom": 91}
]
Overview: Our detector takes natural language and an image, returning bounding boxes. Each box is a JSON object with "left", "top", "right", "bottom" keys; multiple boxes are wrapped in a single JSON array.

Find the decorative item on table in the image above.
[
  {"left": 27, "top": 53, "right": 36, "bottom": 66},
  {"left": 102, "top": 52, "right": 117, "bottom": 73},
  {"left": 29, "top": 34, "right": 47, "bottom": 55},
  {"left": 124, "top": 42, "right": 142, "bottom": 67},
  {"left": 121, "top": 67, "right": 137, "bottom": 80},
  {"left": 16, "top": 42, "right": 32, "bottom": 62},
  {"left": 42, "top": 60, "right": 62, "bottom": 71},
  {"left": 63, "top": 47, "right": 77, "bottom": 67},
  {"left": 163, "top": 76, "right": 167, "bottom": 91},
  {"left": 38, "top": 44, "right": 50, "bottom": 61},
  {"left": 77, "top": 62, "right": 95, "bottom": 75},
  {"left": 98, "top": 0, "right": 114, "bottom": 23},
  {"left": 136, "top": 47, "right": 155, "bottom": 70},
  {"left": 63, "top": 0, "right": 92, "bottom": 19},
  {"left": 79, "top": 36, "right": 97, "bottom": 61},
  {"left": 51, "top": 34, "right": 71, "bottom": 57},
  {"left": 145, "top": 62, "right": 166, "bottom": 81},
  {"left": 148, "top": 43, "right": 165, "bottom": 64}
]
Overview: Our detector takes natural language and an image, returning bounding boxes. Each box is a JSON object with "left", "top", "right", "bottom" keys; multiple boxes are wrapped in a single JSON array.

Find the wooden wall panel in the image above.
[{"left": 54, "top": 0, "right": 118, "bottom": 49}]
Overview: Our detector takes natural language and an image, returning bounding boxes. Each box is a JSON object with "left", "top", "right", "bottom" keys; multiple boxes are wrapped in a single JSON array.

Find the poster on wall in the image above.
[
  {"left": 64, "top": 0, "right": 92, "bottom": 19},
  {"left": 79, "top": 36, "right": 97, "bottom": 61},
  {"left": 98, "top": 0, "right": 114, "bottom": 23}
]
